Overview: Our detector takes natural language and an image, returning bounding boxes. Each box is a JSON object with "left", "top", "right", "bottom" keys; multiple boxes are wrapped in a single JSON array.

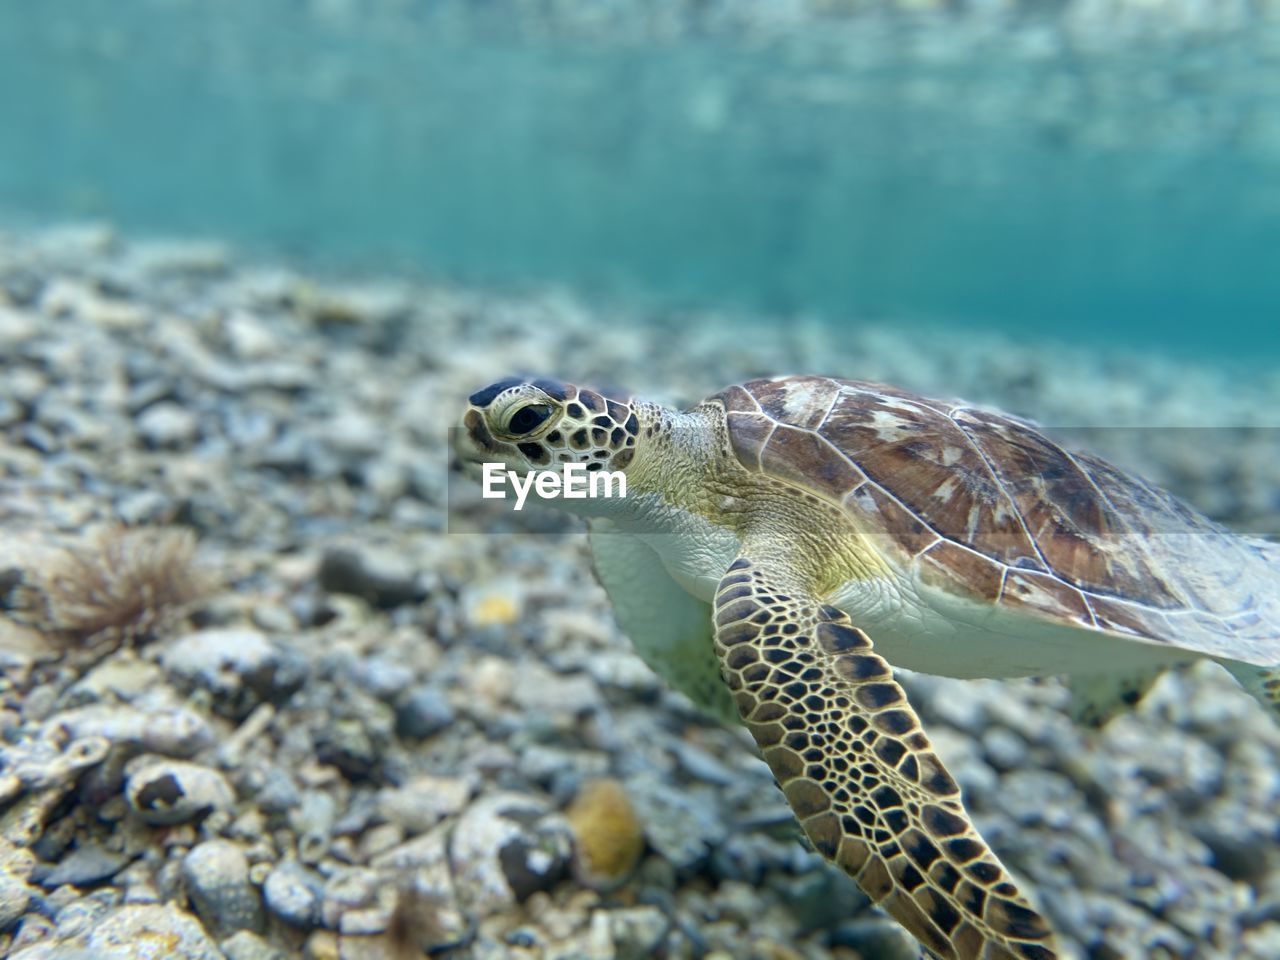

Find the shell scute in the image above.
[
  {"left": 725, "top": 412, "right": 775, "bottom": 472},
  {"left": 716, "top": 384, "right": 762, "bottom": 415},
  {"left": 917, "top": 541, "right": 1005, "bottom": 604},
  {"left": 825, "top": 388, "right": 1042, "bottom": 569},
  {"left": 1087, "top": 595, "right": 1162, "bottom": 638},
  {"left": 749, "top": 376, "right": 843, "bottom": 431},
  {"left": 845, "top": 483, "right": 939, "bottom": 558},
  {"left": 1000, "top": 569, "right": 1094, "bottom": 629},
  {"left": 952, "top": 409, "right": 1175, "bottom": 604},
  {"left": 762, "top": 425, "right": 864, "bottom": 503}
]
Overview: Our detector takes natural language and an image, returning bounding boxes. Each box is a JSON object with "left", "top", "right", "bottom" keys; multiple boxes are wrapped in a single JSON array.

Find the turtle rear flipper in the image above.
[
  {"left": 712, "top": 557, "right": 1060, "bottom": 960},
  {"left": 1220, "top": 659, "right": 1280, "bottom": 721}
]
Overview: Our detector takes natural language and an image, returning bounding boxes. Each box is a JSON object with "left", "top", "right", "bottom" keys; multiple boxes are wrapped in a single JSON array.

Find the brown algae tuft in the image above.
[{"left": 26, "top": 525, "right": 214, "bottom": 652}]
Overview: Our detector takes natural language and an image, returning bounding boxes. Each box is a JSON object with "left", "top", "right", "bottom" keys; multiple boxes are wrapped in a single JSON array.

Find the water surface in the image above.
[{"left": 1, "top": 2, "right": 1277, "bottom": 364}]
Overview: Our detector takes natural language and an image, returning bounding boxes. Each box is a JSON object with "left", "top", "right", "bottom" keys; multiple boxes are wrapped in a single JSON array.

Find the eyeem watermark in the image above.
[{"left": 482, "top": 462, "right": 627, "bottom": 511}]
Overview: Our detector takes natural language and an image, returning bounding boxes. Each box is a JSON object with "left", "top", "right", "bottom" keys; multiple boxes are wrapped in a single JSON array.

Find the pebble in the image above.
[
  {"left": 223, "top": 311, "right": 278, "bottom": 360},
  {"left": 394, "top": 686, "right": 455, "bottom": 739},
  {"left": 49, "top": 705, "right": 214, "bottom": 758},
  {"left": 981, "top": 726, "right": 1029, "bottom": 772},
  {"left": 297, "top": 283, "right": 406, "bottom": 328},
  {"left": 377, "top": 775, "right": 472, "bottom": 834},
  {"left": 119, "top": 861, "right": 161, "bottom": 905},
  {"left": 510, "top": 662, "right": 603, "bottom": 718},
  {"left": 461, "top": 582, "right": 524, "bottom": 629},
  {"left": 64, "top": 654, "right": 165, "bottom": 707},
  {"left": 316, "top": 546, "right": 425, "bottom": 609},
  {"left": 465, "top": 656, "right": 517, "bottom": 719},
  {"left": 34, "top": 844, "right": 130, "bottom": 888},
  {"left": 136, "top": 401, "right": 200, "bottom": 449},
  {"left": 669, "top": 739, "right": 739, "bottom": 786},
  {"left": 828, "top": 919, "right": 920, "bottom": 960},
  {"left": 7, "top": 914, "right": 56, "bottom": 952},
  {"left": 320, "top": 866, "right": 393, "bottom": 935},
  {"left": 351, "top": 655, "right": 414, "bottom": 701},
  {"left": 582, "top": 650, "right": 663, "bottom": 696},
  {"left": 47, "top": 895, "right": 115, "bottom": 939},
  {"left": 370, "top": 824, "right": 452, "bottom": 873},
  {"left": 1244, "top": 925, "right": 1280, "bottom": 959},
  {"left": 181, "top": 839, "right": 265, "bottom": 938},
  {"left": 604, "top": 906, "right": 670, "bottom": 960},
  {"left": 357, "top": 822, "right": 403, "bottom": 860},
  {"left": 449, "top": 793, "right": 574, "bottom": 917},
  {"left": 623, "top": 772, "right": 726, "bottom": 872},
  {"left": 0, "top": 842, "right": 35, "bottom": 930},
  {"left": 262, "top": 861, "right": 323, "bottom": 928},
  {"left": 221, "top": 930, "right": 287, "bottom": 960},
  {"left": 162, "top": 627, "right": 309, "bottom": 719},
  {"left": 293, "top": 791, "right": 338, "bottom": 863},
  {"left": 251, "top": 767, "right": 301, "bottom": 816},
  {"left": 303, "top": 929, "right": 339, "bottom": 960},
  {"left": 0, "top": 395, "right": 23, "bottom": 428},
  {"left": 114, "top": 489, "right": 174, "bottom": 525},
  {"left": 323, "top": 410, "right": 384, "bottom": 458},
  {"left": 0, "top": 305, "right": 38, "bottom": 345},
  {"left": 9, "top": 902, "right": 225, "bottom": 960},
  {"left": 773, "top": 867, "right": 870, "bottom": 933},
  {"left": 313, "top": 717, "right": 381, "bottom": 781},
  {"left": 369, "top": 827, "right": 470, "bottom": 947},
  {"left": 519, "top": 745, "right": 611, "bottom": 798}
]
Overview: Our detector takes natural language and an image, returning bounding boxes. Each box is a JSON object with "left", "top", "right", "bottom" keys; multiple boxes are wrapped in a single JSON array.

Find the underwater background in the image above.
[
  {"left": 2, "top": 0, "right": 1280, "bottom": 363},
  {"left": 1, "top": 3, "right": 1279, "bottom": 960}
]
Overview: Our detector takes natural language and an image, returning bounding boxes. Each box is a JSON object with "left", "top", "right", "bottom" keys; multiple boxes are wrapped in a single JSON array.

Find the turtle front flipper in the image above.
[{"left": 713, "top": 557, "right": 1059, "bottom": 960}]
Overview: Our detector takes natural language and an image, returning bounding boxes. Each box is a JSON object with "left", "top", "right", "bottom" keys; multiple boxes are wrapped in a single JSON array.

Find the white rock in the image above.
[{"left": 136, "top": 401, "right": 199, "bottom": 448}]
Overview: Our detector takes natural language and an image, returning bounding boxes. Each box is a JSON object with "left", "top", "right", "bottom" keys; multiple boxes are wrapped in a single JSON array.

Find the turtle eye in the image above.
[{"left": 506, "top": 403, "right": 553, "bottom": 436}]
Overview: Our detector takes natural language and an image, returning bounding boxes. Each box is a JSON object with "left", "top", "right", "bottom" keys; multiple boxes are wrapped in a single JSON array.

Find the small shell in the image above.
[{"left": 125, "top": 759, "right": 234, "bottom": 826}]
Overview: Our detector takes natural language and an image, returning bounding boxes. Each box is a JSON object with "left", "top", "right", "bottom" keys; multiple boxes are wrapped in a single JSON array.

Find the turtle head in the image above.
[{"left": 457, "top": 377, "right": 641, "bottom": 482}]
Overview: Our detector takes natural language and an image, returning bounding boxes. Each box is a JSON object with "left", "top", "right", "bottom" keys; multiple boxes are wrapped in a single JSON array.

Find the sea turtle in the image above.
[{"left": 455, "top": 374, "right": 1280, "bottom": 960}]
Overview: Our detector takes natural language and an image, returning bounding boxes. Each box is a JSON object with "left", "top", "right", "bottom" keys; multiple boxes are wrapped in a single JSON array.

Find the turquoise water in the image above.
[{"left": 1, "top": 2, "right": 1278, "bottom": 361}]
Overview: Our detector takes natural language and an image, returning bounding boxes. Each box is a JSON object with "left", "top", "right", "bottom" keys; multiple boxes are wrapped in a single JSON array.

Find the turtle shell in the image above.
[{"left": 712, "top": 375, "right": 1280, "bottom": 665}]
